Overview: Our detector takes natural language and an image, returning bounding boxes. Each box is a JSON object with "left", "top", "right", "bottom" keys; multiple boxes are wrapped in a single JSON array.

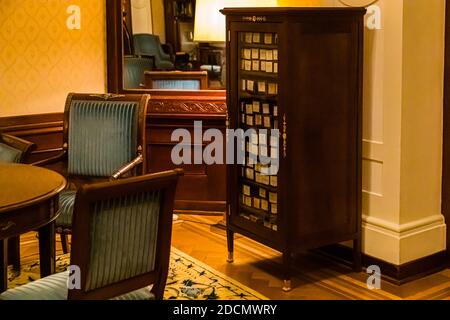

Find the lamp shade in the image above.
[
  {"left": 193, "top": 0, "right": 226, "bottom": 42},
  {"left": 193, "top": 0, "right": 278, "bottom": 43}
]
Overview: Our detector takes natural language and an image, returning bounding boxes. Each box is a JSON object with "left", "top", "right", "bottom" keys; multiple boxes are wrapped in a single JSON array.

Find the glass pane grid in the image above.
[{"left": 237, "top": 31, "right": 279, "bottom": 232}]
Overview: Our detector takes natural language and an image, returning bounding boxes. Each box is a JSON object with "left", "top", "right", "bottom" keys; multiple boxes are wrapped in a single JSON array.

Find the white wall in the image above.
[{"left": 131, "top": 0, "right": 153, "bottom": 34}]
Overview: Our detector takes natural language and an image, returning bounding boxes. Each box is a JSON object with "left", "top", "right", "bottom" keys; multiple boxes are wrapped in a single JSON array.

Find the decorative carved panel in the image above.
[{"left": 148, "top": 100, "right": 227, "bottom": 114}]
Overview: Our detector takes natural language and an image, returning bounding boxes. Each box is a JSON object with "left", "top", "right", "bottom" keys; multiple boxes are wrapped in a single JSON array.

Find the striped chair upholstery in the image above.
[
  {"left": 0, "top": 271, "right": 154, "bottom": 300},
  {"left": 0, "top": 170, "right": 181, "bottom": 300},
  {"left": 124, "top": 56, "right": 154, "bottom": 89},
  {"left": 67, "top": 100, "right": 139, "bottom": 177},
  {"left": 0, "top": 143, "right": 22, "bottom": 163},
  {"left": 0, "top": 133, "right": 34, "bottom": 164},
  {"left": 151, "top": 80, "right": 201, "bottom": 90},
  {"left": 85, "top": 190, "right": 161, "bottom": 291},
  {"left": 57, "top": 190, "right": 76, "bottom": 228}
]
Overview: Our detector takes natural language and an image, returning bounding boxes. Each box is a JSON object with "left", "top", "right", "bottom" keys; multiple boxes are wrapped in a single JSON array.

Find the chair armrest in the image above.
[
  {"left": 1, "top": 134, "right": 36, "bottom": 155},
  {"left": 161, "top": 44, "right": 174, "bottom": 61},
  {"left": 110, "top": 154, "right": 144, "bottom": 180},
  {"left": 32, "top": 151, "right": 67, "bottom": 167}
]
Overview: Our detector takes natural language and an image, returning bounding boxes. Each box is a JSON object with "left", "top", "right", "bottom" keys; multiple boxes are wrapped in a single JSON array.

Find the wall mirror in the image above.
[{"left": 107, "top": 0, "right": 227, "bottom": 94}]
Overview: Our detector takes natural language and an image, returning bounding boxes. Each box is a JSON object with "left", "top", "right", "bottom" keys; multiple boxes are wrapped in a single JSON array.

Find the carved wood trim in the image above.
[{"left": 148, "top": 100, "right": 227, "bottom": 114}]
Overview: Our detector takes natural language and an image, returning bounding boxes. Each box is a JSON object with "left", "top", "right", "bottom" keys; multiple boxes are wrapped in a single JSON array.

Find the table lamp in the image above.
[
  {"left": 194, "top": 0, "right": 279, "bottom": 43},
  {"left": 194, "top": 1, "right": 279, "bottom": 88}
]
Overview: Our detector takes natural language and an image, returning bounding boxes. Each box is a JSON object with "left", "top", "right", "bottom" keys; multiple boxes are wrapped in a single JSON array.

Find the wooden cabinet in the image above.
[{"left": 222, "top": 7, "right": 366, "bottom": 291}]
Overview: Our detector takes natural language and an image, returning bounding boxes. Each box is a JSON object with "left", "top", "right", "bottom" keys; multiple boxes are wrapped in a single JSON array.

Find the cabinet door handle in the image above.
[
  {"left": 282, "top": 114, "right": 287, "bottom": 158},
  {"left": 0, "top": 221, "right": 16, "bottom": 231}
]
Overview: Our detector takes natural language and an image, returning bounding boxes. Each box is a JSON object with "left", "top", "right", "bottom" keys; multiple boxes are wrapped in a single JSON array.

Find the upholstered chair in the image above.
[
  {"left": 0, "top": 169, "right": 183, "bottom": 300},
  {"left": 34, "top": 93, "right": 150, "bottom": 254},
  {"left": 133, "top": 34, "right": 175, "bottom": 70},
  {"left": 123, "top": 56, "right": 155, "bottom": 89},
  {"left": 0, "top": 132, "right": 35, "bottom": 271}
]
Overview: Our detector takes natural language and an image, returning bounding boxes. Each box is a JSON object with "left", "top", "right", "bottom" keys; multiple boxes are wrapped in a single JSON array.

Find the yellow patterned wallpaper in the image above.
[{"left": 0, "top": 0, "right": 106, "bottom": 117}]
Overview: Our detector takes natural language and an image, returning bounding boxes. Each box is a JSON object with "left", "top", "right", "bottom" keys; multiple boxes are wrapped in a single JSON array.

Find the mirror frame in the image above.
[{"left": 106, "top": 0, "right": 226, "bottom": 98}]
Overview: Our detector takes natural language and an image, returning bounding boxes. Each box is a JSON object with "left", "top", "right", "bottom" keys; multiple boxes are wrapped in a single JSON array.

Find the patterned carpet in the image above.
[{"left": 7, "top": 247, "right": 267, "bottom": 300}]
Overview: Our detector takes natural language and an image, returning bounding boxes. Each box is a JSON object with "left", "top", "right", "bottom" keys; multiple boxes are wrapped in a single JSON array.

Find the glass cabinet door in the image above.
[{"left": 234, "top": 29, "right": 280, "bottom": 233}]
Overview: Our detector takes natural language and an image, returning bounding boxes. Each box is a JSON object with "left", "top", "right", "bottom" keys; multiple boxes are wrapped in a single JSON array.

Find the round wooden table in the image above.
[{"left": 0, "top": 163, "right": 66, "bottom": 292}]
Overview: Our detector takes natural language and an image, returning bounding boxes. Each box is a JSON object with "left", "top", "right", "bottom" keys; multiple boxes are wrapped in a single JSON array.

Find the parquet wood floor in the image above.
[{"left": 16, "top": 215, "right": 450, "bottom": 300}]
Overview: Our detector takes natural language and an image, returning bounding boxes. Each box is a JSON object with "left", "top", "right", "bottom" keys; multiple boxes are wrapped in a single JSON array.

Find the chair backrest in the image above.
[
  {"left": 0, "top": 133, "right": 35, "bottom": 163},
  {"left": 64, "top": 93, "right": 149, "bottom": 177},
  {"left": 124, "top": 56, "right": 154, "bottom": 89},
  {"left": 152, "top": 80, "right": 201, "bottom": 90},
  {"left": 68, "top": 169, "right": 183, "bottom": 300},
  {"left": 145, "top": 71, "right": 208, "bottom": 90},
  {"left": 133, "top": 34, "right": 174, "bottom": 69}
]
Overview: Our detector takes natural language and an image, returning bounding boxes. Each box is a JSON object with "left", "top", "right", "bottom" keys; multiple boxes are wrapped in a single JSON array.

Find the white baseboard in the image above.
[{"left": 362, "top": 214, "right": 446, "bottom": 265}]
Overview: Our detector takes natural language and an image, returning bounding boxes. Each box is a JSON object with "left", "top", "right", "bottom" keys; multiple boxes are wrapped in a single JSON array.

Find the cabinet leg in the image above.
[
  {"left": 227, "top": 229, "right": 234, "bottom": 263},
  {"left": 283, "top": 280, "right": 292, "bottom": 292},
  {"left": 282, "top": 251, "right": 292, "bottom": 292},
  {"left": 353, "top": 238, "right": 362, "bottom": 272}
]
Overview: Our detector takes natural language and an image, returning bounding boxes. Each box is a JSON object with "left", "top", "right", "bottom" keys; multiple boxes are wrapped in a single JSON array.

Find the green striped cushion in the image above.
[
  {"left": 0, "top": 271, "right": 155, "bottom": 300},
  {"left": 67, "top": 100, "right": 139, "bottom": 177},
  {"left": 85, "top": 191, "right": 161, "bottom": 291},
  {"left": 0, "top": 143, "right": 22, "bottom": 163},
  {"left": 56, "top": 190, "right": 77, "bottom": 228}
]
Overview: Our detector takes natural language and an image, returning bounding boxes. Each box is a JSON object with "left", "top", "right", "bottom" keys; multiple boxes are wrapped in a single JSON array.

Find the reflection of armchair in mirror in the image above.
[
  {"left": 123, "top": 55, "right": 155, "bottom": 89},
  {"left": 133, "top": 34, "right": 175, "bottom": 70}
]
